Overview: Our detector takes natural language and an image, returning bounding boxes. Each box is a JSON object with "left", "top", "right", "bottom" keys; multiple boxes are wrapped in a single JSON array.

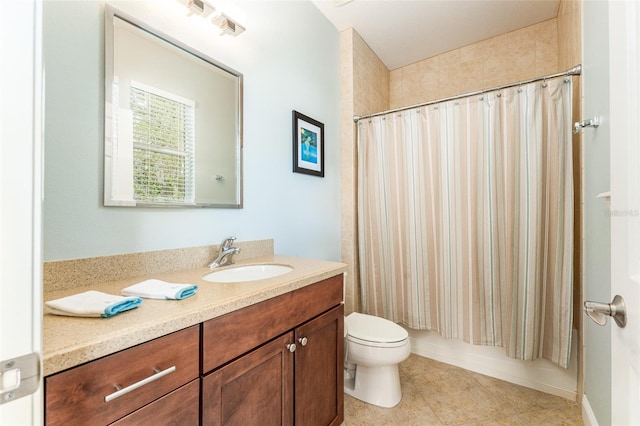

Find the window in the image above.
[{"left": 129, "top": 81, "right": 195, "bottom": 204}]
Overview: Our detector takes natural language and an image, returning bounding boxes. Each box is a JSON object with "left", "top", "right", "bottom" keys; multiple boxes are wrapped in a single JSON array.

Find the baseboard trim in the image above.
[
  {"left": 408, "top": 329, "right": 578, "bottom": 400},
  {"left": 582, "top": 394, "right": 599, "bottom": 426}
]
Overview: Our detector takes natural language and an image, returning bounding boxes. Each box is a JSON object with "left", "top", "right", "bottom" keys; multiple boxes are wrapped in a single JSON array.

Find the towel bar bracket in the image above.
[{"left": 574, "top": 115, "right": 600, "bottom": 134}]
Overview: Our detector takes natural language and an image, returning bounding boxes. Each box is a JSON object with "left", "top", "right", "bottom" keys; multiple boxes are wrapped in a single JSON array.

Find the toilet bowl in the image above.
[{"left": 344, "top": 312, "right": 411, "bottom": 408}]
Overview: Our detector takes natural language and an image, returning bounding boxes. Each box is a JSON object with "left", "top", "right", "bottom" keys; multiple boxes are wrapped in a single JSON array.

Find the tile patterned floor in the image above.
[{"left": 344, "top": 354, "right": 583, "bottom": 425}]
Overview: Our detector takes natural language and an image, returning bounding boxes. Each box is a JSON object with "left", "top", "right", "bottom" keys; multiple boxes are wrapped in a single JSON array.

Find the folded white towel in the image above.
[
  {"left": 46, "top": 290, "right": 142, "bottom": 318},
  {"left": 122, "top": 279, "right": 198, "bottom": 300}
]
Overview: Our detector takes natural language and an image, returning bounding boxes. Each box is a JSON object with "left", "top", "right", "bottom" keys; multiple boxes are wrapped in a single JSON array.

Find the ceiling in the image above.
[{"left": 311, "top": 0, "right": 560, "bottom": 70}]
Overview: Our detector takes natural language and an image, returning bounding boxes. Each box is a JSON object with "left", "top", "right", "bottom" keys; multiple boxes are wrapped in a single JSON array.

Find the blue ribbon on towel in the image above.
[
  {"left": 172, "top": 285, "right": 198, "bottom": 300},
  {"left": 103, "top": 296, "right": 143, "bottom": 317}
]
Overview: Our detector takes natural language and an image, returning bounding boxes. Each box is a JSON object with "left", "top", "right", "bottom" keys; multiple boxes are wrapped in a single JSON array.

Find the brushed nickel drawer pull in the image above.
[{"left": 104, "top": 366, "right": 176, "bottom": 402}]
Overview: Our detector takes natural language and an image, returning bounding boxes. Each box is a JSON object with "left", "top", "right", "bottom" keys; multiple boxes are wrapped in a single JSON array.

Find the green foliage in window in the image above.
[
  {"left": 130, "top": 86, "right": 194, "bottom": 204},
  {"left": 133, "top": 149, "right": 186, "bottom": 202}
]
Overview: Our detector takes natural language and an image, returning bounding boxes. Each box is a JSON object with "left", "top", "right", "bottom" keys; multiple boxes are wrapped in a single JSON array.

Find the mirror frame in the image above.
[{"left": 104, "top": 5, "right": 243, "bottom": 208}]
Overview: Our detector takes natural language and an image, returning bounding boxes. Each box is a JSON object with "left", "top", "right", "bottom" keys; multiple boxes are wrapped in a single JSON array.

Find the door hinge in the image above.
[{"left": 0, "top": 353, "right": 40, "bottom": 404}]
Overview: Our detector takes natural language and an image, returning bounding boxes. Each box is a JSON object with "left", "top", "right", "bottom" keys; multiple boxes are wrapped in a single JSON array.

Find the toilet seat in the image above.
[
  {"left": 345, "top": 312, "right": 408, "bottom": 347},
  {"left": 346, "top": 334, "right": 409, "bottom": 348}
]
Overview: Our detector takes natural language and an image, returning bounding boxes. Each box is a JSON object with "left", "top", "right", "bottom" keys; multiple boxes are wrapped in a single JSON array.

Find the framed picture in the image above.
[{"left": 292, "top": 110, "right": 324, "bottom": 177}]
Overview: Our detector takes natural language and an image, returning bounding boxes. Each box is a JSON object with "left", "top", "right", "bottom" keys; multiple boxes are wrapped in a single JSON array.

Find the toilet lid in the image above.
[{"left": 345, "top": 312, "right": 408, "bottom": 343}]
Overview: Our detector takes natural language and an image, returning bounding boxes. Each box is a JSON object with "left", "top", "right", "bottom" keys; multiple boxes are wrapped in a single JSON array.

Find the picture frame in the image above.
[{"left": 292, "top": 110, "right": 324, "bottom": 177}]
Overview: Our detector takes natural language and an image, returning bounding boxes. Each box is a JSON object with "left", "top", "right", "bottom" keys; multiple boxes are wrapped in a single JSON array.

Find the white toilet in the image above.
[{"left": 344, "top": 312, "right": 411, "bottom": 408}]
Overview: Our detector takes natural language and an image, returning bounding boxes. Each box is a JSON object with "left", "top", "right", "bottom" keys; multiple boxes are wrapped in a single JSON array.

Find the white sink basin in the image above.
[{"left": 202, "top": 264, "right": 294, "bottom": 283}]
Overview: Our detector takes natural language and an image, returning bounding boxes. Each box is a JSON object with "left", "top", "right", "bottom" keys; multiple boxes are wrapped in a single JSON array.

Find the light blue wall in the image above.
[
  {"left": 43, "top": 1, "right": 341, "bottom": 262},
  {"left": 582, "top": 0, "right": 612, "bottom": 424}
]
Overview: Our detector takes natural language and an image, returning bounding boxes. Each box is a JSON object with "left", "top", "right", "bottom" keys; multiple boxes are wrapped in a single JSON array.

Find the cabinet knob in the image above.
[
  {"left": 286, "top": 343, "right": 296, "bottom": 353},
  {"left": 298, "top": 337, "right": 308, "bottom": 346}
]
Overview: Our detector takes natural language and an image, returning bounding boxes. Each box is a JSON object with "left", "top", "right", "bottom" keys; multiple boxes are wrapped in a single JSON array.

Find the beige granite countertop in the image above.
[{"left": 43, "top": 255, "right": 347, "bottom": 376}]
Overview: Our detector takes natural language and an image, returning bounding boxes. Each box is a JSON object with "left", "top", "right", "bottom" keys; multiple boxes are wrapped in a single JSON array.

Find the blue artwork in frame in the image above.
[{"left": 292, "top": 110, "right": 324, "bottom": 177}]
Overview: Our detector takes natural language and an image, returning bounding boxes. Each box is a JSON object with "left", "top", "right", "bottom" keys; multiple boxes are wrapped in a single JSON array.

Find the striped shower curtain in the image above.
[{"left": 357, "top": 76, "right": 574, "bottom": 368}]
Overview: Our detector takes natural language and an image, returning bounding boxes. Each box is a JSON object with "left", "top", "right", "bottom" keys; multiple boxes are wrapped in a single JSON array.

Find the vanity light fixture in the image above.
[
  {"left": 209, "top": 0, "right": 246, "bottom": 36},
  {"left": 212, "top": 12, "right": 245, "bottom": 36},
  {"left": 188, "top": 0, "right": 204, "bottom": 14},
  {"left": 181, "top": 0, "right": 246, "bottom": 36}
]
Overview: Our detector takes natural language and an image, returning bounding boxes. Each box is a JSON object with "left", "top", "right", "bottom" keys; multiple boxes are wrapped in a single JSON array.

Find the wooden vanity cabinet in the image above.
[
  {"left": 44, "top": 274, "right": 344, "bottom": 426},
  {"left": 202, "top": 275, "right": 344, "bottom": 426},
  {"left": 44, "top": 325, "right": 200, "bottom": 426}
]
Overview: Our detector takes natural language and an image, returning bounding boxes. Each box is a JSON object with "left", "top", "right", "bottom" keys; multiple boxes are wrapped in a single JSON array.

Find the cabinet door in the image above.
[
  {"left": 202, "top": 332, "right": 294, "bottom": 426},
  {"left": 295, "top": 305, "right": 344, "bottom": 426}
]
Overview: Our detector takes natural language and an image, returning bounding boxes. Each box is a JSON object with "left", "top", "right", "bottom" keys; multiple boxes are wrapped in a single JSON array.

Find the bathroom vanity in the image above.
[
  {"left": 42, "top": 247, "right": 346, "bottom": 426},
  {"left": 201, "top": 276, "right": 343, "bottom": 425}
]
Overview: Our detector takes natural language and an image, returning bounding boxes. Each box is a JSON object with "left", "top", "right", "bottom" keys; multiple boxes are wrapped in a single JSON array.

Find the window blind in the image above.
[{"left": 130, "top": 81, "right": 195, "bottom": 204}]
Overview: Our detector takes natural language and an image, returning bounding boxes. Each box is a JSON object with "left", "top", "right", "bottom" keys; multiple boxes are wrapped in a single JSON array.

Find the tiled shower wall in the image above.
[
  {"left": 340, "top": 29, "right": 389, "bottom": 314},
  {"left": 389, "top": 19, "right": 559, "bottom": 108}
]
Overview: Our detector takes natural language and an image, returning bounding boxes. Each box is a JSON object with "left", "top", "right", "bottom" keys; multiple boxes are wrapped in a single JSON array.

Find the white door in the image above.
[
  {"left": 609, "top": 0, "right": 640, "bottom": 424},
  {"left": 0, "top": 0, "right": 43, "bottom": 424}
]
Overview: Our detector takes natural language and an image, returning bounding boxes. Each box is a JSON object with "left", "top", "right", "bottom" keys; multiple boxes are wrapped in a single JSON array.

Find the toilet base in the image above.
[{"left": 344, "top": 364, "right": 402, "bottom": 408}]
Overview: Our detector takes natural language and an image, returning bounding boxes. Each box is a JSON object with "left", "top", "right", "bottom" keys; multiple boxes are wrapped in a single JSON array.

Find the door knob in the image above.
[
  {"left": 298, "top": 337, "right": 308, "bottom": 346},
  {"left": 286, "top": 343, "right": 296, "bottom": 353},
  {"left": 584, "top": 295, "right": 626, "bottom": 328}
]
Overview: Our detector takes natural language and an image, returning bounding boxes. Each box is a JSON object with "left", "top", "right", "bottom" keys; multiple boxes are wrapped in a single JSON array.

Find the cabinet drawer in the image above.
[
  {"left": 111, "top": 379, "right": 200, "bottom": 425},
  {"left": 45, "top": 325, "right": 200, "bottom": 426},
  {"left": 202, "top": 274, "right": 343, "bottom": 372}
]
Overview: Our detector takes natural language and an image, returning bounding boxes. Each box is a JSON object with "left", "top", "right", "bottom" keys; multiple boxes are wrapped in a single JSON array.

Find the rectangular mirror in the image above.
[{"left": 104, "top": 5, "right": 242, "bottom": 207}]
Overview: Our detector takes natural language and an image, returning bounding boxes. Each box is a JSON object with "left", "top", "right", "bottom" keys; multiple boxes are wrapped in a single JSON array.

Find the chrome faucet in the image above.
[{"left": 208, "top": 236, "right": 241, "bottom": 268}]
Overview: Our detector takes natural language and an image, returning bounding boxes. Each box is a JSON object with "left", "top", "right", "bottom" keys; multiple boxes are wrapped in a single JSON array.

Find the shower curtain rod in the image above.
[{"left": 352, "top": 64, "right": 582, "bottom": 122}]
